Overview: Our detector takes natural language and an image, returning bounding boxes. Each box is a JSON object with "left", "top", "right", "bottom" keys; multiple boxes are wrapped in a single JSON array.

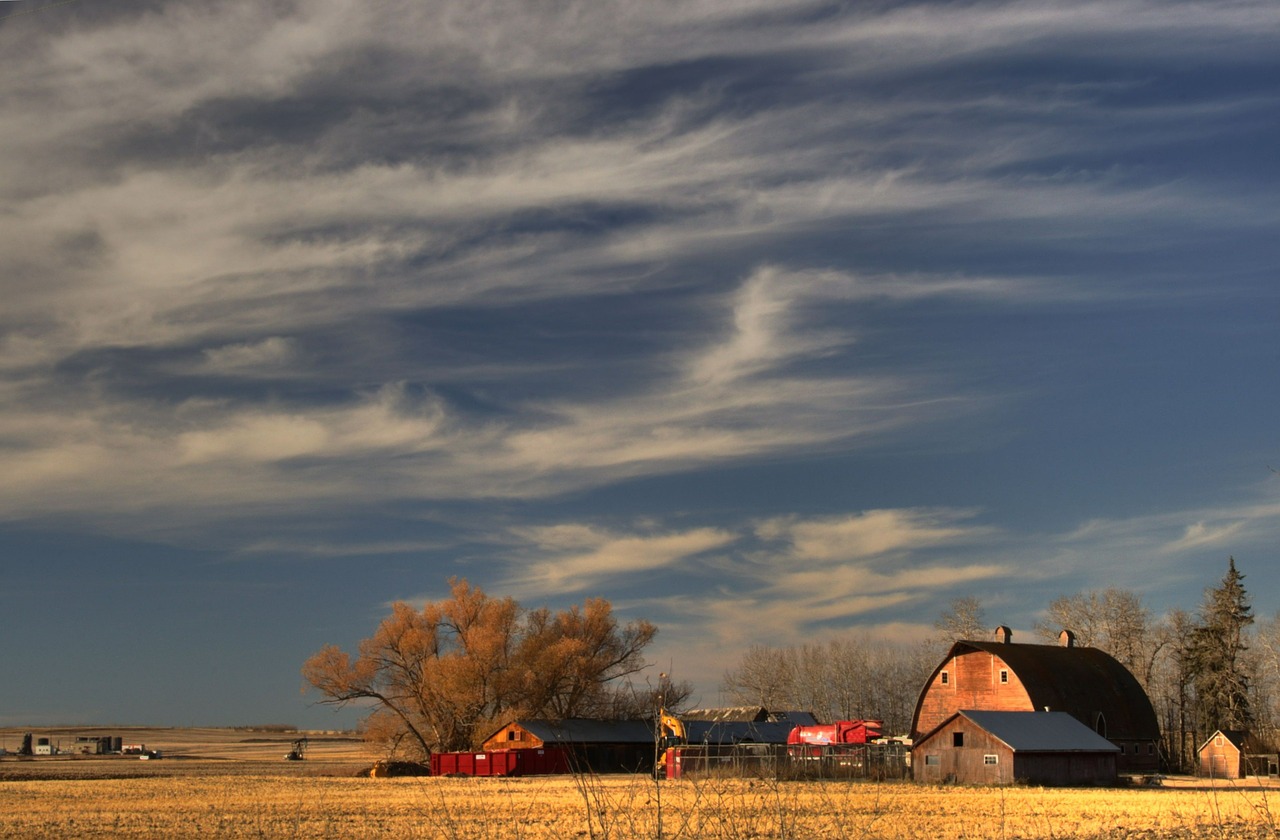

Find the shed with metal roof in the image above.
[{"left": 913, "top": 710, "right": 1120, "bottom": 786}]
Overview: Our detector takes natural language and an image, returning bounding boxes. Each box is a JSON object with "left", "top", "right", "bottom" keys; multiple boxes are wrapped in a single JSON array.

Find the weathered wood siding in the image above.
[
  {"left": 1013, "top": 752, "right": 1117, "bottom": 786},
  {"left": 481, "top": 722, "right": 545, "bottom": 752},
  {"left": 1199, "top": 732, "right": 1243, "bottom": 779},
  {"left": 915, "top": 649, "right": 1031, "bottom": 738},
  {"left": 913, "top": 716, "right": 1118, "bottom": 786},
  {"left": 913, "top": 718, "right": 1014, "bottom": 785}
]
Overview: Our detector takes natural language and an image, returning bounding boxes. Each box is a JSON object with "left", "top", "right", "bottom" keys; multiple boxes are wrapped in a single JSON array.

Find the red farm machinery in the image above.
[{"left": 786, "top": 719, "right": 883, "bottom": 748}]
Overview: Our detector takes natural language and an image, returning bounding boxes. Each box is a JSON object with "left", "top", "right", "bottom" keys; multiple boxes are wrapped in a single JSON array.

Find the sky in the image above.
[{"left": 2, "top": 0, "right": 1279, "bottom": 729}]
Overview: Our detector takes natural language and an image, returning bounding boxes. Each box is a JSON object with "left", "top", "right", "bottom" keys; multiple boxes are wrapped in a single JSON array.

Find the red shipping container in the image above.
[{"left": 430, "top": 747, "right": 572, "bottom": 777}]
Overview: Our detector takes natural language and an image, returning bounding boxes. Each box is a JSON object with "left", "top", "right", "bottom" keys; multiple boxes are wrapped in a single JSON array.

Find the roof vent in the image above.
[
  {"left": 1059, "top": 629, "right": 1075, "bottom": 648},
  {"left": 993, "top": 625, "right": 1012, "bottom": 644}
]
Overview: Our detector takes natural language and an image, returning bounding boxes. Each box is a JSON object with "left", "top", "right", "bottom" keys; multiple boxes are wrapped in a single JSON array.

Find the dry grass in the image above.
[
  {"left": 4, "top": 762, "right": 1280, "bottom": 839},
  {"left": 3, "top": 731, "right": 1280, "bottom": 839}
]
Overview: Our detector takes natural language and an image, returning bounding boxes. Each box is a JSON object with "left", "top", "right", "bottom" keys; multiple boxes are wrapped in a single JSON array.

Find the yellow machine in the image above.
[{"left": 655, "top": 709, "right": 686, "bottom": 776}]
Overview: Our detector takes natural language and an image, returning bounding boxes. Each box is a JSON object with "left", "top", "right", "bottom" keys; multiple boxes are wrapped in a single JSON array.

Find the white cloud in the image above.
[
  {"left": 200, "top": 337, "right": 297, "bottom": 374},
  {"left": 1164, "top": 520, "right": 1249, "bottom": 554},
  {"left": 509, "top": 524, "right": 738, "bottom": 594},
  {"left": 756, "top": 508, "right": 993, "bottom": 564}
]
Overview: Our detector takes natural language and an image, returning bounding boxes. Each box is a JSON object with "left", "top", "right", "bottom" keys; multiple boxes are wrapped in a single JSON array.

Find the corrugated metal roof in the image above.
[
  {"left": 513, "top": 719, "right": 654, "bottom": 745},
  {"left": 768, "top": 710, "right": 819, "bottom": 726},
  {"left": 958, "top": 710, "right": 1120, "bottom": 753},
  {"left": 682, "top": 706, "right": 769, "bottom": 722},
  {"left": 683, "top": 720, "right": 796, "bottom": 745},
  {"left": 681, "top": 707, "right": 818, "bottom": 727}
]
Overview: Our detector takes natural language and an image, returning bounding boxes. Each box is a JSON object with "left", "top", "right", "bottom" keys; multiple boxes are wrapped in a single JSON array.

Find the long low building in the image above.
[
  {"left": 913, "top": 710, "right": 1120, "bottom": 786},
  {"left": 482, "top": 719, "right": 656, "bottom": 773}
]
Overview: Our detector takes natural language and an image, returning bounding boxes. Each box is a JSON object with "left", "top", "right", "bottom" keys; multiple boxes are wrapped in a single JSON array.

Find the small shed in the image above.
[
  {"left": 1199, "top": 730, "right": 1245, "bottom": 779},
  {"left": 1196, "top": 730, "right": 1279, "bottom": 779},
  {"left": 913, "top": 710, "right": 1119, "bottom": 786}
]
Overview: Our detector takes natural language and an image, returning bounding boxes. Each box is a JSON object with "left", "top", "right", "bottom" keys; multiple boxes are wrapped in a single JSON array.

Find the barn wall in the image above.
[
  {"left": 482, "top": 723, "right": 545, "bottom": 752},
  {"left": 912, "top": 718, "right": 1013, "bottom": 785},
  {"left": 1114, "top": 740, "right": 1160, "bottom": 775},
  {"left": 1199, "top": 734, "right": 1243, "bottom": 779},
  {"left": 1012, "top": 752, "right": 1117, "bottom": 786},
  {"left": 915, "top": 650, "right": 1032, "bottom": 738}
]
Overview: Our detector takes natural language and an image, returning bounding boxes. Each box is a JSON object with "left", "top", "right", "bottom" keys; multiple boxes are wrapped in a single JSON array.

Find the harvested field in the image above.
[
  {"left": 4, "top": 729, "right": 1280, "bottom": 838},
  {"left": 5, "top": 754, "right": 1280, "bottom": 839}
]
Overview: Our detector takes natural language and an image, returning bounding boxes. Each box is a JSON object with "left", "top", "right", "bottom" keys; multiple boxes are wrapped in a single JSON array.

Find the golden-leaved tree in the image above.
[{"left": 302, "top": 578, "right": 659, "bottom": 756}]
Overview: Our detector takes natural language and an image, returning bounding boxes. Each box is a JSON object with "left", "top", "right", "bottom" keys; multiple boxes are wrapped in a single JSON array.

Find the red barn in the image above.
[{"left": 912, "top": 627, "right": 1160, "bottom": 774}]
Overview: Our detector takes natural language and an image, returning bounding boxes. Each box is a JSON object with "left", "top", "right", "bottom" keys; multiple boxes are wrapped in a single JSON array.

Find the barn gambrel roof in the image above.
[{"left": 916, "top": 639, "right": 1160, "bottom": 741}]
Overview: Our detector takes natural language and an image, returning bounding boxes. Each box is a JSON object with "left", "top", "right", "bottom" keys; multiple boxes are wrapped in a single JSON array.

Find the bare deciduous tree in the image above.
[
  {"left": 1034, "top": 588, "right": 1160, "bottom": 686},
  {"left": 720, "top": 635, "right": 935, "bottom": 736},
  {"left": 303, "top": 578, "right": 657, "bottom": 757},
  {"left": 933, "top": 596, "right": 987, "bottom": 646}
]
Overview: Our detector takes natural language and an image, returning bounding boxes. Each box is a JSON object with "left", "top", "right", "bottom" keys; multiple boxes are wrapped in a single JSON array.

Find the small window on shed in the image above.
[
  {"left": 999, "top": 669, "right": 1008, "bottom": 684},
  {"left": 984, "top": 754, "right": 998, "bottom": 765},
  {"left": 1215, "top": 734, "right": 1224, "bottom": 747},
  {"left": 924, "top": 755, "right": 940, "bottom": 766},
  {"left": 1148, "top": 743, "right": 1155, "bottom": 755},
  {"left": 952, "top": 732, "right": 964, "bottom": 748},
  {"left": 940, "top": 671, "right": 950, "bottom": 685},
  {"left": 508, "top": 731, "right": 517, "bottom": 741}
]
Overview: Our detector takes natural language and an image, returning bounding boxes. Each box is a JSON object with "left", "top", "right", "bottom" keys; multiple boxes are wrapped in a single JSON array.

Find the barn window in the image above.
[
  {"left": 1148, "top": 743, "right": 1155, "bottom": 755},
  {"left": 1095, "top": 714, "right": 1107, "bottom": 738},
  {"left": 953, "top": 732, "right": 964, "bottom": 748},
  {"left": 941, "top": 671, "right": 950, "bottom": 685},
  {"left": 999, "top": 669, "right": 1008, "bottom": 684},
  {"left": 924, "top": 755, "right": 940, "bottom": 766},
  {"left": 508, "top": 731, "right": 517, "bottom": 741},
  {"left": 1215, "top": 735, "right": 1223, "bottom": 747},
  {"left": 984, "top": 755, "right": 998, "bottom": 765}
]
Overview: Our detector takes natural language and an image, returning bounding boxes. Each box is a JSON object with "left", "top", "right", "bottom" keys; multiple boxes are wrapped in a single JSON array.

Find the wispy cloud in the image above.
[
  {"left": 756, "top": 508, "right": 993, "bottom": 564},
  {"left": 507, "top": 524, "right": 738, "bottom": 595}
]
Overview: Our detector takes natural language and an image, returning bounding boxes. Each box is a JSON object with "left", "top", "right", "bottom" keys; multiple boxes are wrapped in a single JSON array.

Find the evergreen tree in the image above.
[{"left": 1187, "top": 557, "right": 1254, "bottom": 732}]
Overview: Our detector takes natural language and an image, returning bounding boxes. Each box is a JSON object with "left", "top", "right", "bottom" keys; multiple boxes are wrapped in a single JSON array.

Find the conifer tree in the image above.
[{"left": 1187, "top": 557, "right": 1254, "bottom": 732}]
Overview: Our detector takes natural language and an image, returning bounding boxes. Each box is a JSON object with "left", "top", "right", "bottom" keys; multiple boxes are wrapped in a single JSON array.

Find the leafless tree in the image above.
[
  {"left": 303, "top": 578, "right": 657, "bottom": 757},
  {"left": 933, "top": 596, "right": 987, "bottom": 646}
]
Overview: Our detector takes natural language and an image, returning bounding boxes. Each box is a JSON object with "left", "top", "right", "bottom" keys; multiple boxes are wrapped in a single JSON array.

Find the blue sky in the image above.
[{"left": 2, "top": 0, "right": 1279, "bottom": 728}]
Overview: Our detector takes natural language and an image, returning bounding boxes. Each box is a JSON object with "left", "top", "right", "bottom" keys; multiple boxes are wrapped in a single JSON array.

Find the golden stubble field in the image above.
[{"left": 3, "top": 729, "right": 1280, "bottom": 839}]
